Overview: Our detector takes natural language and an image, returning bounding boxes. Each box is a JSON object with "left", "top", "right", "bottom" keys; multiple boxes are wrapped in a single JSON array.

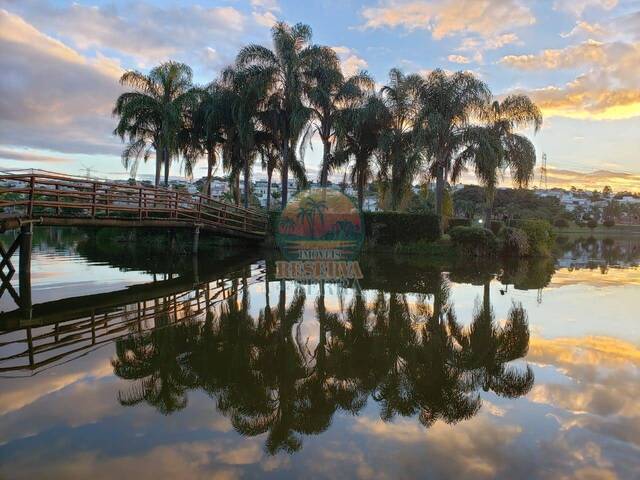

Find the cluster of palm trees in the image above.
[
  {"left": 113, "top": 21, "right": 542, "bottom": 226},
  {"left": 112, "top": 273, "right": 533, "bottom": 454}
]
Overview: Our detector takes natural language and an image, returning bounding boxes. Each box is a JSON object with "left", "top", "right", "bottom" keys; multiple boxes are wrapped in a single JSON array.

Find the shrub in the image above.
[
  {"left": 363, "top": 212, "right": 440, "bottom": 246},
  {"left": 489, "top": 220, "right": 505, "bottom": 235},
  {"left": 446, "top": 218, "right": 471, "bottom": 230},
  {"left": 520, "top": 219, "right": 555, "bottom": 256},
  {"left": 449, "top": 226, "right": 497, "bottom": 257},
  {"left": 553, "top": 217, "right": 570, "bottom": 228},
  {"left": 587, "top": 218, "right": 598, "bottom": 229},
  {"left": 603, "top": 218, "right": 615, "bottom": 228},
  {"left": 500, "top": 227, "right": 530, "bottom": 257}
]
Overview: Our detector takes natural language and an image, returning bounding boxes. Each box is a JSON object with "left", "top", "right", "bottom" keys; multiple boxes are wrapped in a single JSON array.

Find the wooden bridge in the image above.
[
  {"left": 0, "top": 171, "right": 268, "bottom": 239},
  {"left": 0, "top": 171, "right": 267, "bottom": 312}
]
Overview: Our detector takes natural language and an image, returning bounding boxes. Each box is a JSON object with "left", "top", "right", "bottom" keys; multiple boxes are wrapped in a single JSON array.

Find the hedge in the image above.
[
  {"left": 363, "top": 212, "right": 440, "bottom": 246},
  {"left": 446, "top": 218, "right": 471, "bottom": 230},
  {"left": 449, "top": 226, "right": 497, "bottom": 256}
]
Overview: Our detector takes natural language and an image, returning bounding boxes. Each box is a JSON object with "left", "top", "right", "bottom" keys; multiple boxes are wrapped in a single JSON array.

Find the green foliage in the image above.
[
  {"left": 364, "top": 212, "right": 440, "bottom": 246},
  {"left": 449, "top": 226, "right": 497, "bottom": 257},
  {"left": 553, "top": 217, "right": 569, "bottom": 228},
  {"left": 499, "top": 227, "right": 530, "bottom": 257},
  {"left": 520, "top": 219, "right": 554, "bottom": 256},
  {"left": 587, "top": 218, "right": 598, "bottom": 229},
  {"left": 603, "top": 218, "right": 615, "bottom": 228},
  {"left": 447, "top": 218, "right": 471, "bottom": 230}
]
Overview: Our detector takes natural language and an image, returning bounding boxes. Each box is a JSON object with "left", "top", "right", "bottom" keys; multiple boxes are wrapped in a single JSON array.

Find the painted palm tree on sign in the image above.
[{"left": 113, "top": 61, "right": 197, "bottom": 187}]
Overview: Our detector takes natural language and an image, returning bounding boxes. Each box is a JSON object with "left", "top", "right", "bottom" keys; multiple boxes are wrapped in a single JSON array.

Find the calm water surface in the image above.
[{"left": 1, "top": 229, "right": 639, "bottom": 479}]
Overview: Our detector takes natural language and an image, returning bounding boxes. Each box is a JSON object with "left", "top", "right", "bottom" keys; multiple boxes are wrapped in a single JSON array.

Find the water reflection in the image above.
[
  {"left": 1, "top": 231, "right": 640, "bottom": 479},
  {"left": 104, "top": 269, "right": 533, "bottom": 454}
]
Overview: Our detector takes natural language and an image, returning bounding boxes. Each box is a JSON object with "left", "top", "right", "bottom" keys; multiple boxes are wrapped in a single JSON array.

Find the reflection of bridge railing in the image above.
[
  {"left": 0, "top": 171, "right": 267, "bottom": 239},
  {"left": 0, "top": 263, "right": 264, "bottom": 376}
]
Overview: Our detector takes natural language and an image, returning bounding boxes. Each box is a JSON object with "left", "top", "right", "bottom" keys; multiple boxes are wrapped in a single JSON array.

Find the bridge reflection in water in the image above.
[{"left": 0, "top": 263, "right": 265, "bottom": 376}]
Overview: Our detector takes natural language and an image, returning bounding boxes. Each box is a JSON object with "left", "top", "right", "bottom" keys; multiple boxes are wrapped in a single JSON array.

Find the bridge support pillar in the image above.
[
  {"left": 193, "top": 226, "right": 200, "bottom": 254},
  {"left": 19, "top": 223, "right": 33, "bottom": 315}
]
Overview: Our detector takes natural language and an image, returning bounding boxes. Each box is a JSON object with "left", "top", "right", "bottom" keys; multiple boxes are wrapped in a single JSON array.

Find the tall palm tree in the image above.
[
  {"left": 462, "top": 95, "right": 542, "bottom": 225},
  {"left": 334, "top": 94, "right": 387, "bottom": 210},
  {"left": 235, "top": 22, "right": 326, "bottom": 208},
  {"left": 420, "top": 69, "right": 491, "bottom": 228},
  {"left": 180, "top": 83, "right": 226, "bottom": 196},
  {"left": 303, "top": 61, "right": 374, "bottom": 186},
  {"left": 114, "top": 61, "right": 196, "bottom": 187},
  {"left": 378, "top": 68, "right": 425, "bottom": 211}
]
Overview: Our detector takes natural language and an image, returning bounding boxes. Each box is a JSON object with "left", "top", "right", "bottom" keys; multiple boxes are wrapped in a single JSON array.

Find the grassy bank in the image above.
[{"left": 553, "top": 224, "right": 640, "bottom": 236}]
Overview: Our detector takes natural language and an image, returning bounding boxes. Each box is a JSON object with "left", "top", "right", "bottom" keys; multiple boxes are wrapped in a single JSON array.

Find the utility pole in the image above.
[{"left": 538, "top": 153, "right": 548, "bottom": 190}]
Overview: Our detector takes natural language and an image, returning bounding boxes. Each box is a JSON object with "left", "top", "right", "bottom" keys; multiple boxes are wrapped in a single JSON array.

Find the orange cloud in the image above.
[{"left": 360, "top": 0, "right": 535, "bottom": 39}]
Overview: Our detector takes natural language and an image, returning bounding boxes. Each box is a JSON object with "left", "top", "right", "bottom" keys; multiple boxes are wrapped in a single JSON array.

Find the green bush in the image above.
[
  {"left": 587, "top": 218, "right": 598, "bottom": 229},
  {"left": 446, "top": 218, "right": 471, "bottom": 230},
  {"left": 449, "top": 226, "right": 497, "bottom": 257},
  {"left": 364, "top": 212, "right": 440, "bottom": 246},
  {"left": 520, "top": 219, "right": 554, "bottom": 256},
  {"left": 603, "top": 218, "right": 615, "bottom": 227},
  {"left": 267, "top": 211, "right": 281, "bottom": 234},
  {"left": 489, "top": 220, "right": 504, "bottom": 235},
  {"left": 500, "top": 227, "right": 530, "bottom": 257},
  {"left": 553, "top": 217, "right": 570, "bottom": 228}
]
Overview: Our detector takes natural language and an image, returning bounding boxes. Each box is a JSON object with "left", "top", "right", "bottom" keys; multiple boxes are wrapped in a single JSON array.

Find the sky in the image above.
[{"left": 0, "top": 0, "right": 639, "bottom": 191}]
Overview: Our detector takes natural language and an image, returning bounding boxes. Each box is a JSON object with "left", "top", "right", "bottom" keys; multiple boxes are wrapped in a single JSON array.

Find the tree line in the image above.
[{"left": 113, "top": 21, "right": 542, "bottom": 228}]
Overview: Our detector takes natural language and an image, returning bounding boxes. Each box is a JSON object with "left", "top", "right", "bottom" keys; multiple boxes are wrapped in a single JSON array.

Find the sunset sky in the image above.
[{"left": 1, "top": 0, "right": 639, "bottom": 191}]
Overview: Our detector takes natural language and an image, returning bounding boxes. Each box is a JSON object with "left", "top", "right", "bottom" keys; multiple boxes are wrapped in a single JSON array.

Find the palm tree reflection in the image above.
[{"left": 112, "top": 272, "right": 534, "bottom": 453}]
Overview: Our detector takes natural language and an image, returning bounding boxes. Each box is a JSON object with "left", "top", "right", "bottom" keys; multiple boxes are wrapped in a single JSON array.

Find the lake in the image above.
[{"left": 1, "top": 228, "right": 639, "bottom": 479}]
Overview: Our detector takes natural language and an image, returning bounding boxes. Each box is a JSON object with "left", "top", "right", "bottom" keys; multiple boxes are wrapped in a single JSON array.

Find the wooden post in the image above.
[
  {"left": 19, "top": 223, "right": 32, "bottom": 314},
  {"left": 91, "top": 182, "right": 97, "bottom": 218},
  {"left": 193, "top": 226, "right": 200, "bottom": 254},
  {"left": 55, "top": 183, "right": 61, "bottom": 215},
  {"left": 27, "top": 176, "right": 35, "bottom": 218},
  {"left": 139, "top": 187, "right": 143, "bottom": 220}
]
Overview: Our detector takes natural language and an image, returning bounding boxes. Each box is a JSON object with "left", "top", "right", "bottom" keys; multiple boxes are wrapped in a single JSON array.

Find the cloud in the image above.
[
  {"left": 359, "top": 0, "right": 535, "bottom": 40},
  {"left": 448, "top": 54, "right": 471, "bottom": 64},
  {"left": 501, "top": 40, "right": 640, "bottom": 119},
  {"left": 332, "top": 46, "right": 369, "bottom": 76},
  {"left": 4, "top": 1, "right": 247, "bottom": 68},
  {"left": 553, "top": 0, "right": 618, "bottom": 18},
  {"left": 0, "top": 147, "right": 73, "bottom": 164},
  {"left": 561, "top": 21, "right": 608, "bottom": 38},
  {"left": 0, "top": 9, "right": 125, "bottom": 155}
]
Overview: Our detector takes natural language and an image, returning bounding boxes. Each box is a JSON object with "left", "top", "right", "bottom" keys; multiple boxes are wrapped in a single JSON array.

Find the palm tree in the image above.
[
  {"left": 181, "top": 83, "right": 226, "bottom": 196},
  {"left": 465, "top": 95, "right": 542, "bottom": 225},
  {"left": 114, "top": 61, "right": 196, "bottom": 187},
  {"left": 420, "top": 69, "right": 491, "bottom": 228},
  {"left": 235, "top": 22, "right": 326, "bottom": 209},
  {"left": 303, "top": 60, "right": 374, "bottom": 186},
  {"left": 378, "top": 68, "right": 425, "bottom": 211},
  {"left": 334, "top": 94, "right": 387, "bottom": 210}
]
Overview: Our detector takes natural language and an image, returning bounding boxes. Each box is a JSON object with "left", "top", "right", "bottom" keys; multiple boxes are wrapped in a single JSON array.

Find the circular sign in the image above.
[{"left": 275, "top": 187, "right": 364, "bottom": 261}]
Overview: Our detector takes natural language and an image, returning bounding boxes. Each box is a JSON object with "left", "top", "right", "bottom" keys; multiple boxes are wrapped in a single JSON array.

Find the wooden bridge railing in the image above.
[{"left": 0, "top": 172, "right": 267, "bottom": 238}]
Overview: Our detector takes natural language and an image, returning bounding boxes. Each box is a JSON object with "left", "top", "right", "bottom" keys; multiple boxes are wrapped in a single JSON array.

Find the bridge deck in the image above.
[{"left": 0, "top": 171, "right": 267, "bottom": 239}]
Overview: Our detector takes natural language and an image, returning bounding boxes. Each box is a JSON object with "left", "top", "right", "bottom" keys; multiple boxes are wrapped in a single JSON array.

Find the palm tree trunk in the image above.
[
  {"left": 266, "top": 166, "right": 273, "bottom": 212},
  {"left": 357, "top": 163, "right": 365, "bottom": 211},
  {"left": 320, "top": 138, "right": 331, "bottom": 187},
  {"left": 234, "top": 175, "right": 240, "bottom": 206},
  {"left": 155, "top": 144, "right": 162, "bottom": 188},
  {"left": 243, "top": 155, "right": 250, "bottom": 209},
  {"left": 206, "top": 148, "right": 214, "bottom": 197},
  {"left": 435, "top": 163, "right": 445, "bottom": 232},
  {"left": 484, "top": 200, "right": 493, "bottom": 229},
  {"left": 163, "top": 145, "right": 170, "bottom": 187},
  {"left": 281, "top": 140, "right": 289, "bottom": 210}
]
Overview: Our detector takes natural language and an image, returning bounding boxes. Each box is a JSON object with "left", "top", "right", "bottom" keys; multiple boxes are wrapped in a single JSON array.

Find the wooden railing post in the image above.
[
  {"left": 174, "top": 191, "right": 179, "bottom": 219},
  {"left": 197, "top": 195, "right": 202, "bottom": 221},
  {"left": 55, "top": 183, "right": 61, "bottom": 215},
  {"left": 91, "top": 182, "right": 97, "bottom": 218},
  {"left": 139, "top": 187, "right": 143, "bottom": 220},
  {"left": 27, "top": 176, "right": 34, "bottom": 218}
]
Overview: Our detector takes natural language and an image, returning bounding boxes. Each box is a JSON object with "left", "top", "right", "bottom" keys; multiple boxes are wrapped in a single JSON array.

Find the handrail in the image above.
[{"left": 0, "top": 172, "right": 267, "bottom": 237}]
